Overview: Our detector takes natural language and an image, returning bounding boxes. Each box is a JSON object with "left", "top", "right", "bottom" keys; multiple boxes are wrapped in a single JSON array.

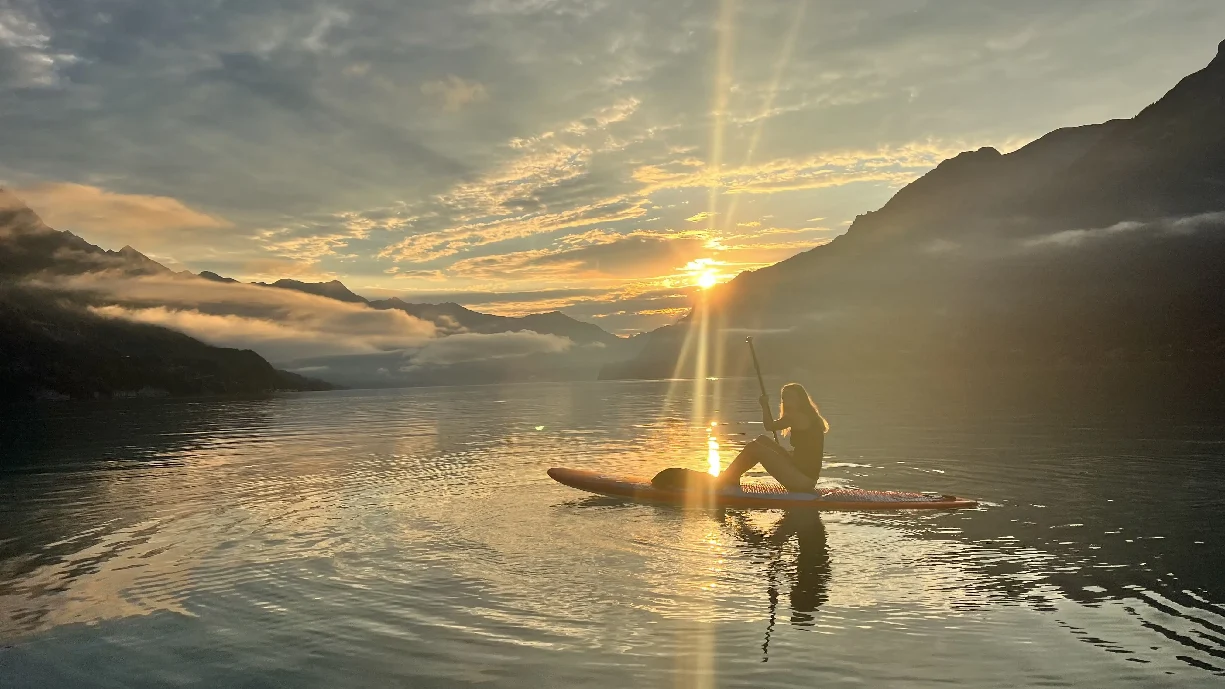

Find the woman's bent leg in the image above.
[
  {"left": 755, "top": 451, "right": 817, "bottom": 493},
  {"left": 718, "top": 436, "right": 815, "bottom": 492},
  {"left": 717, "top": 436, "right": 774, "bottom": 486}
]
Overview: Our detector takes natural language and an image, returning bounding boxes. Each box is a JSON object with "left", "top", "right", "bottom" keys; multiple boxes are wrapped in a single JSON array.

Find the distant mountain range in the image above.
[
  {"left": 0, "top": 285, "right": 332, "bottom": 401},
  {"left": 0, "top": 195, "right": 170, "bottom": 279},
  {"left": 0, "top": 197, "right": 335, "bottom": 400},
  {"left": 0, "top": 189, "right": 636, "bottom": 397},
  {"left": 603, "top": 39, "right": 1225, "bottom": 380},
  {"left": 226, "top": 276, "right": 625, "bottom": 347}
]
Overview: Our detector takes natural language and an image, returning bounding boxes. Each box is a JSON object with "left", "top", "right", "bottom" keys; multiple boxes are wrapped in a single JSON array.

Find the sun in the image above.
[{"left": 684, "top": 257, "right": 724, "bottom": 289}]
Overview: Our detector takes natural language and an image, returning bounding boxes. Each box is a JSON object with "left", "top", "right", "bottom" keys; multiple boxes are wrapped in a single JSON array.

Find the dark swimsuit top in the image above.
[{"left": 787, "top": 416, "right": 825, "bottom": 481}]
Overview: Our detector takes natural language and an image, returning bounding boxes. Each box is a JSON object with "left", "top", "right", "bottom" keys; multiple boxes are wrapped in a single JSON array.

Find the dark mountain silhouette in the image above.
[
  {"left": 258, "top": 278, "right": 369, "bottom": 304},
  {"left": 1036, "top": 39, "right": 1225, "bottom": 223},
  {"left": 0, "top": 192, "right": 331, "bottom": 400},
  {"left": 199, "top": 270, "right": 238, "bottom": 283},
  {"left": 0, "top": 190, "right": 171, "bottom": 277},
  {"left": 0, "top": 285, "right": 333, "bottom": 401},
  {"left": 254, "top": 278, "right": 626, "bottom": 347},
  {"left": 603, "top": 40, "right": 1225, "bottom": 380},
  {"left": 368, "top": 297, "right": 624, "bottom": 347}
]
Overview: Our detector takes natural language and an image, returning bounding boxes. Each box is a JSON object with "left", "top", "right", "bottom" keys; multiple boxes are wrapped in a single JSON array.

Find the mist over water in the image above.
[{"left": 1, "top": 372, "right": 1223, "bottom": 687}]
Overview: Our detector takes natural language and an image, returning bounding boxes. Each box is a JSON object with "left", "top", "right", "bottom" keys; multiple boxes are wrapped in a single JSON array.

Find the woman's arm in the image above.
[
  {"left": 759, "top": 396, "right": 812, "bottom": 432},
  {"left": 759, "top": 395, "right": 780, "bottom": 430},
  {"left": 765, "top": 415, "right": 811, "bottom": 431}
]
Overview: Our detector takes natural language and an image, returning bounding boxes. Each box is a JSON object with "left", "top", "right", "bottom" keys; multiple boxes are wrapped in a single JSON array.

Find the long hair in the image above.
[{"left": 780, "top": 382, "right": 829, "bottom": 433}]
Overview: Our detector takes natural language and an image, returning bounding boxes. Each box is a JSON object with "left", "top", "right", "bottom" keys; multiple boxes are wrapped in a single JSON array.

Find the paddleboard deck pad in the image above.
[{"left": 549, "top": 467, "right": 977, "bottom": 511}]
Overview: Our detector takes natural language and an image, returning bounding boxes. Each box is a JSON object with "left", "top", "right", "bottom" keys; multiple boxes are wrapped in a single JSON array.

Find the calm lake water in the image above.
[{"left": 2, "top": 372, "right": 1224, "bottom": 688}]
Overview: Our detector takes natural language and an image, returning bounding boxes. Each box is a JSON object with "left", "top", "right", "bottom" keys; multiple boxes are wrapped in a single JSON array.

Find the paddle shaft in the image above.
[{"left": 745, "top": 337, "right": 780, "bottom": 444}]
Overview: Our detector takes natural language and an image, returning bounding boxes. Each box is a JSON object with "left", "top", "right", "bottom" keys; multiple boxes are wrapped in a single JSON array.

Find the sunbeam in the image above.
[
  {"left": 680, "top": 2, "right": 740, "bottom": 685},
  {"left": 705, "top": 0, "right": 738, "bottom": 242},
  {"left": 722, "top": 0, "right": 808, "bottom": 230}
]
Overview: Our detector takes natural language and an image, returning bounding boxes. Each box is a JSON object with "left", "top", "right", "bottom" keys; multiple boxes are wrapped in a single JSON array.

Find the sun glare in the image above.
[{"left": 686, "top": 257, "right": 723, "bottom": 289}]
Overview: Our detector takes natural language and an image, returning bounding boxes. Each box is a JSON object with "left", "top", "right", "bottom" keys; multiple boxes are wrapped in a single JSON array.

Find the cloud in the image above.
[
  {"left": 303, "top": 8, "right": 350, "bottom": 53},
  {"left": 704, "top": 226, "right": 832, "bottom": 266},
  {"left": 90, "top": 304, "right": 422, "bottom": 362},
  {"left": 1022, "top": 220, "right": 1145, "bottom": 248},
  {"left": 0, "top": 3, "right": 79, "bottom": 87},
  {"left": 374, "top": 98, "right": 653, "bottom": 264},
  {"left": 561, "top": 285, "right": 694, "bottom": 334},
  {"left": 406, "top": 330, "right": 572, "bottom": 368},
  {"left": 363, "top": 286, "right": 610, "bottom": 309},
  {"left": 230, "top": 256, "right": 336, "bottom": 281},
  {"left": 377, "top": 194, "right": 651, "bottom": 263},
  {"left": 13, "top": 183, "right": 231, "bottom": 238},
  {"left": 361, "top": 282, "right": 694, "bottom": 335},
  {"left": 36, "top": 272, "right": 437, "bottom": 362},
  {"left": 923, "top": 238, "right": 962, "bottom": 254},
  {"left": 1021, "top": 213, "right": 1225, "bottom": 250},
  {"left": 421, "top": 75, "right": 489, "bottom": 112},
  {"left": 635, "top": 140, "right": 1015, "bottom": 197},
  {"left": 389, "top": 268, "right": 447, "bottom": 281},
  {"left": 376, "top": 133, "right": 1008, "bottom": 266},
  {"left": 447, "top": 231, "right": 709, "bottom": 279},
  {"left": 30, "top": 271, "right": 604, "bottom": 384}
]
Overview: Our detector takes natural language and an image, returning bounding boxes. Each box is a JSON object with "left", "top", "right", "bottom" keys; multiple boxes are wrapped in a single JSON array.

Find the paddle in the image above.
[
  {"left": 746, "top": 336, "right": 783, "bottom": 661},
  {"left": 745, "top": 336, "right": 779, "bottom": 444}
]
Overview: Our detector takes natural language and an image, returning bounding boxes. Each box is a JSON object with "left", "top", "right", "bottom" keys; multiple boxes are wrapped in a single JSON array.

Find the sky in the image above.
[{"left": 2, "top": 0, "right": 1223, "bottom": 334}]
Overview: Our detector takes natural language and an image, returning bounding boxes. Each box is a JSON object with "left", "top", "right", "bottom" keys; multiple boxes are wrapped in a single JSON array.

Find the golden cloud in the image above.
[
  {"left": 373, "top": 132, "right": 1020, "bottom": 268},
  {"left": 36, "top": 272, "right": 438, "bottom": 362},
  {"left": 237, "top": 257, "right": 337, "bottom": 282},
  {"left": 15, "top": 182, "right": 231, "bottom": 236},
  {"left": 379, "top": 196, "right": 651, "bottom": 263},
  {"left": 447, "top": 231, "right": 709, "bottom": 281}
]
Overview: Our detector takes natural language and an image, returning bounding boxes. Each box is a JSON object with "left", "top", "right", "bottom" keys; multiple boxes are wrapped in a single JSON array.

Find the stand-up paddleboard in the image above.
[{"left": 548, "top": 467, "right": 978, "bottom": 511}]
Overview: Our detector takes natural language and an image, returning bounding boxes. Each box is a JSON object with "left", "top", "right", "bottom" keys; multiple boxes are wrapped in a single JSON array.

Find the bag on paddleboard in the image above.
[{"left": 650, "top": 467, "right": 718, "bottom": 492}]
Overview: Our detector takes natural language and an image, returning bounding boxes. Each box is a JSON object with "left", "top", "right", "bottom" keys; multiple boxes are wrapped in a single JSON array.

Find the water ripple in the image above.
[{"left": 1, "top": 378, "right": 1223, "bottom": 686}]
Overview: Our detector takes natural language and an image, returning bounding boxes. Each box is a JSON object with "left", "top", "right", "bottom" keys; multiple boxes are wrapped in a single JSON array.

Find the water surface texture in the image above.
[{"left": 2, "top": 375, "right": 1224, "bottom": 688}]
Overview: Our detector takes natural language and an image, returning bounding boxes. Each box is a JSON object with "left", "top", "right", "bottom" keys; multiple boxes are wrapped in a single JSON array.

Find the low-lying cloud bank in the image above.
[
  {"left": 28, "top": 272, "right": 588, "bottom": 385},
  {"left": 88, "top": 304, "right": 430, "bottom": 362},
  {"left": 39, "top": 272, "right": 437, "bottom": 362},
  {"left": 406, "top": 330, "right": 573, "bottom": 368},
  {"left": 1022, "top": 212, "right": 1225, "bottom": 249}
]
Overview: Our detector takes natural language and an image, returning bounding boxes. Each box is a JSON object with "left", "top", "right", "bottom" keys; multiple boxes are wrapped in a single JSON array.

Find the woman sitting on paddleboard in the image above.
[{"left": 716, "top": 383, "right": 828, "bottom": 493}]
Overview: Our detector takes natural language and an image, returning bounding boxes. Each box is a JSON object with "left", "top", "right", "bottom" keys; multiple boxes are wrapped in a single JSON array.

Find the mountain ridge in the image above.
[
  {"left": 243, "top": 276, "right": 627, "bottom": 347},
  {"left": 602, "top": 38, "right": 1225, "bottom": 380},
  {"left": 1, "top": 190, "right": 172, "bottom": 278},
  {"left": 0, "top": 192, "right": 333, "bottom": 400},
  {"left": 0, "top": 284, "right": 334, "bottom": 401},
  {"left": 0, "top": 190, "right": 631, "bottom": 391},
  {"left": 0, "top": 186, "right": 625, "bottom": 349}
]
